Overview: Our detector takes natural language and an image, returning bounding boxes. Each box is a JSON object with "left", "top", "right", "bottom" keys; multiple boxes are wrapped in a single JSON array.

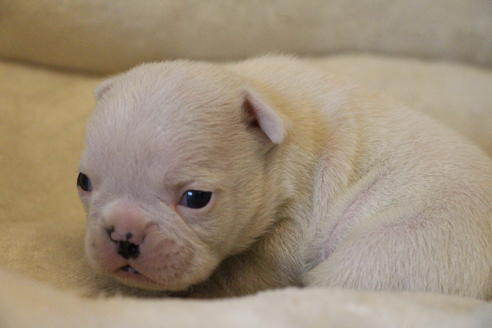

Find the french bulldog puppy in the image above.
[{"left": 79, "top": 56, "right": 492, "bottom": 299}]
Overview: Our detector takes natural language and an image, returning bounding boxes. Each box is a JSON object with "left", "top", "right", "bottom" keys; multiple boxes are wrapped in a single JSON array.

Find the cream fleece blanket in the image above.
[
  {"left": 1, "top": 269, "right": 491, "bottom": 328},
  {"left": 1, "top": 0, "right": 492, "bottom": 73},
  {"left": 1, "top": 55, "right": 491, "bottom": 326}
]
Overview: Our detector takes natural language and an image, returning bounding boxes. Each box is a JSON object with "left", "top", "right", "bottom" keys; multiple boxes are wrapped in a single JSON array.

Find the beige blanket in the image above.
[
  {"left": 1, "top": 0, "right": 491, "bottom": 72},
  {"left": 1, "top": 269, "right": 491, "bottom": 328}
]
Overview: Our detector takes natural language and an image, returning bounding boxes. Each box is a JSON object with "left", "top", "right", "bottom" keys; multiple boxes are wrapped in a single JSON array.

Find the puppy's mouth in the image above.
[
  {"left": 119, "top": 265, "right": 140, "bottom": 274},
  {"left": 114, "top": 264, "right": 164, "bottom": 288}
]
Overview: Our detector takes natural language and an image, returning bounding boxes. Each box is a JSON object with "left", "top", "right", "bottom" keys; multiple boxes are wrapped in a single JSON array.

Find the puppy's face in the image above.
[{"left": 78, "top": 62, "right": 286, "bottom": 291}]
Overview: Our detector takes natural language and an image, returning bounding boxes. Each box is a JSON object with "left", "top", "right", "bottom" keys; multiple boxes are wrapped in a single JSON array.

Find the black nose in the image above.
[{"left": 117, "top": 240, "right": 140, "bottom": 259}]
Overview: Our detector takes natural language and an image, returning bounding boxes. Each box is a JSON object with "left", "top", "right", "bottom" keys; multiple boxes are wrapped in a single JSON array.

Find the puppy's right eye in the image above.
[
  {"left": 179, "top": 190, "right": 212, "bottom": 209},
  {"left": 77, "top": 172, "right": 92, "bottom": 192}
]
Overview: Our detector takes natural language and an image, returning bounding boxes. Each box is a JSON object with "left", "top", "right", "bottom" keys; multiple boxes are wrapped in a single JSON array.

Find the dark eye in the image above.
[
  {"left": 179, "top": 190, "right": 212, "bottom": 209},
  {"left": 77, "top": 172, "right": 92, "bottom": 192}
]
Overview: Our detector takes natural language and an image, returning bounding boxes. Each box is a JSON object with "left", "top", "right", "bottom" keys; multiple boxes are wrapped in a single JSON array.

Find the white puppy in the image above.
[{"left": 78, "top": 56, "right": 492, "bottom": 298}]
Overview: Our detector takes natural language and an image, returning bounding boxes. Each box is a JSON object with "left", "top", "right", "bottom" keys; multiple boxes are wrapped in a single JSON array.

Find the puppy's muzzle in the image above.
[{"left": 103, "top": 204, "right": 150, "bottom": 260}]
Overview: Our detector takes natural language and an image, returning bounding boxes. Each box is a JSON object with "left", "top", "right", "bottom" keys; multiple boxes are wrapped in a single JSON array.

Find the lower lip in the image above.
[
  {"left": 115, "top": 266, "right": 161, "bottom": 287},
  {"left": 120, "top": 265, "right": 139, "bottom": 274}
]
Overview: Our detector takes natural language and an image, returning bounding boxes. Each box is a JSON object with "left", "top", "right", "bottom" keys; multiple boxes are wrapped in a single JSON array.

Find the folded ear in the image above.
[
  {"left": 242, "top": 88, "right": 288, "bottom": 144},
  {"left": 94, "top": 75, "right": 120, "bottom": 100}
]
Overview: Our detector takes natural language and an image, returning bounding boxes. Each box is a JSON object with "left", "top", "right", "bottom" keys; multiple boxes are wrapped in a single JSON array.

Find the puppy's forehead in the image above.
[
  {"left": 96, "top": 62, "right": 242, "bottom": 123},
  {"left": 83, "top": 62, "right": 244, "bottom": 176}
]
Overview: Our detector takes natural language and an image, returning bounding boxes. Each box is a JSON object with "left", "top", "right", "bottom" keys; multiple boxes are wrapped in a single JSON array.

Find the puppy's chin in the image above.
[
  {"left": 112, "top": 253, "right": 220, "bottom": 292},
  {"left": 110, "top": 261, "right": 219, "bottom": 292}
]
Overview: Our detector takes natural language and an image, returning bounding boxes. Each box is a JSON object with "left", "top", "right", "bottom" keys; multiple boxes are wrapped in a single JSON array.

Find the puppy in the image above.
[{"left": 79, "top": 56, "right": 492, "bottom": 298}]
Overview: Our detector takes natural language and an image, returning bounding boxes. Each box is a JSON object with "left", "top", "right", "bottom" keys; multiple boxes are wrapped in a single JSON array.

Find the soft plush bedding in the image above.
[
  {"left": 1, "top": 268, "right": 491, "bottom": 328},
  {"left": 1, "top": 0, "right": 491, "bottom": 72}
]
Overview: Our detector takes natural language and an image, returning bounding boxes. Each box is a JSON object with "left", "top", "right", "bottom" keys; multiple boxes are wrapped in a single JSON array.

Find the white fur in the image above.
[{"left": 76, "top": 56, "right": 492, "bottom": 299}]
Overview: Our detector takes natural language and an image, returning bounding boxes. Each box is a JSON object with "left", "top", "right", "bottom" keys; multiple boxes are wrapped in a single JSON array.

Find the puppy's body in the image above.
[{"left": 80, "top": 56, "right": 492, "bottom": 299}]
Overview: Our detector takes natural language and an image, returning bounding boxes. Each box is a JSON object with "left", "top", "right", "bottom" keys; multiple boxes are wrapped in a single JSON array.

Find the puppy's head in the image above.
[{"left": 78, "top": 61, "right": 288, "bottom": 291}]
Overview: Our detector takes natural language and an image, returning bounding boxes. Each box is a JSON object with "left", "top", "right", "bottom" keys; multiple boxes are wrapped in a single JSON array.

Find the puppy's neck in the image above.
[
  {"left": 273, "top": 93, "right": 359, "bottom": 220},
  {"left": 258, "top": 90, "right": 362, "bottom": 263}
]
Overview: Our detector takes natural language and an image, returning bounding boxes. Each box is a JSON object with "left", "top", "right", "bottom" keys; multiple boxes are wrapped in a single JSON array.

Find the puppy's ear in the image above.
[
  {"left": 94, "top": 75, "right": 120, "bottom": 100},
  {"left": 242, "top": 89, "right": 288, "bottom": 144}
]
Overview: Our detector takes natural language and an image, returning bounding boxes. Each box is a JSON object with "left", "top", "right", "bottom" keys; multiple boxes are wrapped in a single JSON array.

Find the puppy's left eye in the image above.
[
  {"left": 179, "top": 190, "right": 212, "bottom": 209},
  {"left": 77, "top": 172, "right": 92, "bottom": 192}
]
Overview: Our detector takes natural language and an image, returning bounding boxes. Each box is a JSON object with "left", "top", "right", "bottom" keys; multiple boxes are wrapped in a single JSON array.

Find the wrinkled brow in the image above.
[{"left": 162, "top": 164, "right": 228, "bottom": 189}]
